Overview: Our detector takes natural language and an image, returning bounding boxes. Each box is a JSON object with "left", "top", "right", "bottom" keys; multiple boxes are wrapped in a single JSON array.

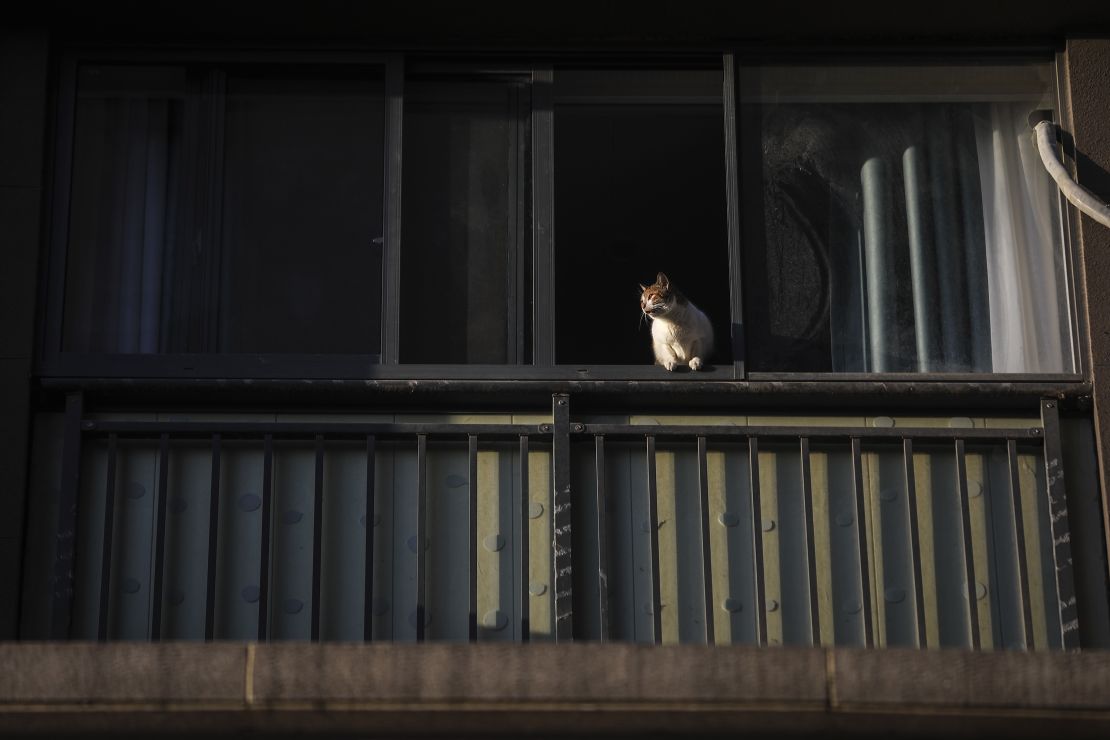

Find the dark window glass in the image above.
[
  {"left": 553, "top": 69, "right": 731, "bottom": 367},
  {"left": 63, "top": 65, "right": 193, "bottom": 354},
  {"left": 400, "top": 76, "right": 531, "bottom": 364},
  {"left": 61, "top": 64, "right": 385, "bottom": 355},
  {"left": 742, "top": 62, "right": 1074, "bottom": 373},
  {"left": 219, "top": 69, "right": 385, "bottom": 354}
]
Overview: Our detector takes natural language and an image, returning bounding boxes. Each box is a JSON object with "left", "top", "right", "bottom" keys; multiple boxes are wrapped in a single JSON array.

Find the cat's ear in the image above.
[
  {"left": 656, "top": 272, "right": 670, "bottom": 289},
  {"left": 638, "top": 283, "right": 648, "bottom": 292}
]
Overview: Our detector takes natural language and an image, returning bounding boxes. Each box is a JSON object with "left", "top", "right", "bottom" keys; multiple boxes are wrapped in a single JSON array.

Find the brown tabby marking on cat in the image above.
[{"left": 639, "top": 272, "right": 713, "bottom": 371}]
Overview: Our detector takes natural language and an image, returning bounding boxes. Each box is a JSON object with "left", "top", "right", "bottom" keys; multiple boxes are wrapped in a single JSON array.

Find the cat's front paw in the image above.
[
  {"left": 689, "top": 357, "right": 704, "bottom": 371},
  {"left": 662, "top": 359, "right": 677, "bottom": 371}
]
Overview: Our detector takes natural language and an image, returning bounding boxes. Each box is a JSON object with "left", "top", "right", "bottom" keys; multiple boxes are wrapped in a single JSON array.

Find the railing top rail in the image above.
[
  {"left": 80, "top": 420, "right": 540, "bottom": 438},
  {"left": 79, "top": 419, "right": 1045, "bottom": 442},
  {"left": 581, "top": 423, "right": 1043, "bottom": 441}
]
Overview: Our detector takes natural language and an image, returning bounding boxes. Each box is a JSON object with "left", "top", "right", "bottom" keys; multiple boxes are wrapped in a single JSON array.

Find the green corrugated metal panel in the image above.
[
  {"left": 160, "top": 442, "right": 213, "bottom": 640},
  {"left": 813, "top": 445, "right": 867, "bottom": 646},
  {"left": 603, "top": 443, "right": 645, "bottom": 642},
  {"left": 757, "top": 448, "right": 784, "bottom": 645},
  {"left": 218, "top": 443, "right": 266, "bottom": 640},
  {"left": 809, "top": 450, "right": 834, "bottom": 647},
  {"left": 19, "top": 410, "right": 1102, "bottom": 650},
  {"left": 653, "top": 448, "right": 709, "bottom": 644},
  {"left": 320, "top": 442, "right": 370, "bottom": 641},
  {"left": 1060, "top": 418, "right": 1110, "bottom": 648},
  {"left": 528, "top": 447, "right": 554, "bottom": 641},
  {"left": 71, "top": 436, "right": 110, "bottom": 638},
  {"left": 475, "top": 447, "right": 515, "bottom": 641}
]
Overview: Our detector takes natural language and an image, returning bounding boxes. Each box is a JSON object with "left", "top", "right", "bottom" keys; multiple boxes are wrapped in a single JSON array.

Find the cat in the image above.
[{"left": 639, "top": 272, "right": 714, "bottom": 371}]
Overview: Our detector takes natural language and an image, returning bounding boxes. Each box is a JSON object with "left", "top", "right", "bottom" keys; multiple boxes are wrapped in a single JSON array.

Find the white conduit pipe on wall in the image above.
[{"left": 1033, "top": 119, "right": 1110, "bottom": 229}]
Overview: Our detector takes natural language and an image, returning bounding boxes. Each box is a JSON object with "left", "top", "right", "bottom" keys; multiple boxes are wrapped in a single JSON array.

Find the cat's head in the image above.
[{"left": 640, "top": 272, "right": 677, "bottom": 318}]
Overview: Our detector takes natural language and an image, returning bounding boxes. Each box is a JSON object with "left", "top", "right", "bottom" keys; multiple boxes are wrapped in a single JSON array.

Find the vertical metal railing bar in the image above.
[
  {"left": 519, "top": 434, "right": 531, "bottom": 642},
  {"left": 363, "top": 434, "right": 377, "bottom": 642},
  {"left": 97, "top": 433, "right": 118, "bottom": 641},
  {"left": 551, "top": 394, "right": 573, "bottom": 641},
  {"left": 1007, "top": 438, "right": 1036, "bottom": 649},
  {"left": 416, "top": 433, "right": 428, "bottom": 642},
  {"left": 468, "top": 434, "right": 479, "bottom": 642},
  {"left": 311, "top": 435, "right": 324, "bottom": 641},
  {"left": 851, "top": 437, "right": 874, "bottom": 647},
  {"left": 51, "top": 391, "right": 84, "bottom": 639},
  {"left": 257, "top": 434, "right": 274, "bottom": 641},
  {"left": 799, "top": 437, "right": 821, "bottom": 646},
  {"left": 595, "top": 434, "right": 610, "bottom": 642},
  {"left": 903, "top": 438, "right": 928, "bottom": 648},
  {"left": 1040, "top": 399, "right": 1079, "bottom": 650},
  {"left": 749, "top": 436, "right": 768, "bottom": 646},
  {"left": 204, "top": 434, "right": 221, "bottom": 641},
  {"left": 955, "top": 438, "right": 981, "bottom": 650},
  {"left": 150, "top": 433, "right": 170, "bottom": 640},
  {"left": 697, "top": 436, "right": 715, "bottom": 645},
  {"left": 645, "top": 435, "right": 662, "bottom": 644}
]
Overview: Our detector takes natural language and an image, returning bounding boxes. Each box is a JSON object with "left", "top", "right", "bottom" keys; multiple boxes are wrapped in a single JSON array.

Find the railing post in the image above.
[
  {"left": 954, "top": 438, "right": 981, "bottom": 649},
  {"left": 645, "top": 435, "right": 662, "bottom": 644},
  {"left": 595, "top": 435, "right": 610, "bottom": 642},
  {"left": 50, "top": 391, "right": 84, "bottom": 639},
  {"left": 150, "top": 433, "right": 171, "bottom": 639},
  {"left": 551, "top": 393, "right": 573, "bottom": 641},
  {"left": 1040, "top": 398, "right": 1080, "bottom": 650}
]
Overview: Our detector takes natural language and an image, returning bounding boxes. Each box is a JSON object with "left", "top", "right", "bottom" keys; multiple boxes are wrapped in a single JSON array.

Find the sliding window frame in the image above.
[
  {"left": 733, "top": 49, "right": 1087, "bottom": 385},
  {"left": 1052, "top": 49, "right": 1091, "bottom": 383},
  {"left": 37, "top": 49, "right": 397, "bottom": 380}
]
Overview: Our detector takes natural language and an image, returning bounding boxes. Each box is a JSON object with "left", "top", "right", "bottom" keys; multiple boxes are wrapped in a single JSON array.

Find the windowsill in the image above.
[
  {"left": 36, "top": 356, "right": 1086, "bottom": 384},
  {"left": 36, "top": 375, "right": 1092, "bottom": 413},
  {"left": 747, "top": 371, "right": 1086, "bottom": 383}
]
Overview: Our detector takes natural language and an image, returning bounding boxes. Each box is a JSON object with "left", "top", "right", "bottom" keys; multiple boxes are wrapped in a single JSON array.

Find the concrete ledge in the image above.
[
  {"left": 0, "top": 643, "right": 245, "bottom": 703},
  {"left": 834, "top": 648, "right": 1110, "bottom": 710},
  {"left": 0, "top": 643, "right": 1108, "bottom": 737},
  {"left": 250, "top": 643, "right": 826, "bottom": 705}
]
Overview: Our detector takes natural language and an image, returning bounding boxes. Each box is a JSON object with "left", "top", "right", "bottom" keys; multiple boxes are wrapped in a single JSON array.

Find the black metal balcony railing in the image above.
[{"left": 43, "top": 392, "right": 1078, "bottom": 650}]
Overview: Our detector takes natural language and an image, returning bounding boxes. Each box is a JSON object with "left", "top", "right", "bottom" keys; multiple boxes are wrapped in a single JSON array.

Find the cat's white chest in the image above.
[{"left": 652, "top": 318, "right": 691, "bottom": 359}]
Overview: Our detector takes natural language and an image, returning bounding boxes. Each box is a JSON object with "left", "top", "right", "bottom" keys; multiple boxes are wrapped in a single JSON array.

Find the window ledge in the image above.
[{"left": 38, "top": 376, "right": 1092, "bottom": 413}]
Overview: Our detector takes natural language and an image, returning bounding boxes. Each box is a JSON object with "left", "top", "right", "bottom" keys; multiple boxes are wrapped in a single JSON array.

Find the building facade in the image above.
[{"left": 3, "top": 1, "right": 1110, "bottom": 736}]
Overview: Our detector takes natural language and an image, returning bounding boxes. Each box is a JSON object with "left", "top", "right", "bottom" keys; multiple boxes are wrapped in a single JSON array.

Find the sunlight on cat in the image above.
[{"left": 639, "top": 272, "right": 714, "bottom": 371}]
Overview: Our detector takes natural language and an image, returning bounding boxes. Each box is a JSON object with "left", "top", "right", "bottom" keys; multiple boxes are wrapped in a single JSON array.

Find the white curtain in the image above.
[{"left": 975, "top": 103, "right": 1074, "bottom": 373}]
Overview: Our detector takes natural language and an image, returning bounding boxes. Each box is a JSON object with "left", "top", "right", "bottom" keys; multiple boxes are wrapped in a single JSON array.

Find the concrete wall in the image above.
[
  {"left": 1066, "top": 38, "right": 1110, "bottom": 595},
  {"left": 1, "top": 15, "right": 1109, "bottom": 738},
  {"left": 1, "top": 643, "right": 1109, "bottom": 737}
]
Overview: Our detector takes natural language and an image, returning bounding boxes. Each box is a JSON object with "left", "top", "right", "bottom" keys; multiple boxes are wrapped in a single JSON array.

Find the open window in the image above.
[{"left": 552, "top": 67, "right": 733, "bottom": 369}]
